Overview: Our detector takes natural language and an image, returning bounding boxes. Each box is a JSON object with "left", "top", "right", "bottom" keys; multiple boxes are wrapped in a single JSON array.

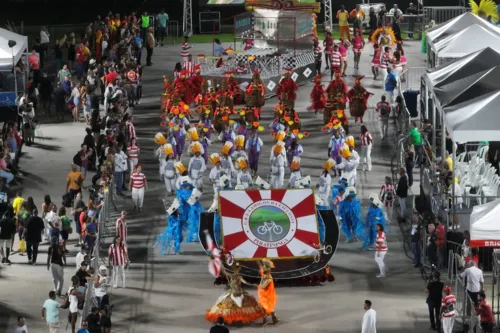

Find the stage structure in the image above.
[
  {"left": 199, "top": 8, "right": 316, "bottom": 97},
  {"left": 199, "top": 189, "right": 339, "bottom": 281}
]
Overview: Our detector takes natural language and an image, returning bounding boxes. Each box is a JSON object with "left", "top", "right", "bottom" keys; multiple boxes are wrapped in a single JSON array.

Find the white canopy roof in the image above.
[
  {"left": 470, "top": 198, "right": 500, "bottom": 247},
  {"left": 434, "top": 24, "right": 500, "bottom": 59},
  {"left": 0, "top": 28, "right": 28, "bottom": 72}
]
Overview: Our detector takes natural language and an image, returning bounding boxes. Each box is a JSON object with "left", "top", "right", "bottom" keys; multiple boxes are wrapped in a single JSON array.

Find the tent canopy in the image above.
[
  {"left": 0, "top": 28, "right": 28, "bottom": 72},
  {"left": 425, "top": 47, "right": 500, "bottom": 89},
  {"left": 434, "top": 66, "right": 500, "bottom": 108},
  {"left": 427, "top": 12, "right": 500, "bottom": 50},
  {"left": 444, "top": 91, "right": 500, "bottom": 142},
  {"left": 434, "top": 24, "right": 500, "bottom": 59},
  {"left": 470, "top": 198, "right": 500, "bottom": 247}
]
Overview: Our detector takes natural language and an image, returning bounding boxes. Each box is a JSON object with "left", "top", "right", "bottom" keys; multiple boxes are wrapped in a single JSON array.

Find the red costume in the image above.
[
  {"left": 173, "top": 70, "right": 195, "bottom": 105},
  {"left": 245, "top": 70, "right": 265, "bottom": 120},
  {"left": 324, "top": 71, "right": 348, "bottom": 124},
  {"left": 308, "top": 74, "right": 326, "bottom": 112},
  {"left": 276, "top": 67, "right": 298, "bottom": 108},
  {"left": 347, "top": 76, "right": 372, "bottom": 122},
  {"left": 190, "top": 65, "right": 205, "bottom": 99},
  {"left": 223, "top": 71, "right": 243, "bottom": 104}
]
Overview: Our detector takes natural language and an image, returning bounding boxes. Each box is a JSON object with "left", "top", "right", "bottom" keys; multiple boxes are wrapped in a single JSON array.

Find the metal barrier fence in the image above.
[
  {"left": 400, "top": 67, "right": 426, "bottom": 92},
  {"left": 423, "top": 6, "right": 471, "bottom": 25},
  {"left": 80, "top": 180, "right": 115, "bottom": 325}
]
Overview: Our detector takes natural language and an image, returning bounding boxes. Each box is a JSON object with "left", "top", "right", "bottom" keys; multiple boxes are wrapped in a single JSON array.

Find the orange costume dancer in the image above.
[
  {"left": 223, "top": 70, "right": 243, "bottom": 105},
  {"left": 245, "top": 70, "right": 265, "bottom": 120},
  {"left": 347, "top": 76, "right": 373, "bottom": 123},
  {"left": 257, "top": 259, "right": 279, "bottom": 325},
  {"left": 190, "top": 65, "right": 205, "bottom": 98},
  {"left": 276, "top": 67, "right": 298, "bottom": 110},
  {"left": 324, "top": 70, "right": 348, "bottom": 124},
  {"left": 307, "top": 74, "right": 326, "bottom": 115}
]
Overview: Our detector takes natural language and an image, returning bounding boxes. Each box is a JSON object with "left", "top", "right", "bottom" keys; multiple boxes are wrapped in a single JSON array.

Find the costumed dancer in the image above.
[
  {"left": 338, "top": 187, "right": 362, "bottom": 243},
  {"left": 318, "top": 159, "right": 335, "bottom": 203},
  {"left": 358, "top": 196, "right": 387, "bottom": 250},
  {"left": 220, "top": 142, "right": 236, "bottom": 184},
  {"left": 371, "top": 26, "right": 396, "bottom": 53},
  {"left": 234, "top": 118, "right": 249, "bottom": 141},
  {"left": 199, "top": 130, "right": 211, "bottom": 164},
  {"left": 174, "top": 162, "right": 193, "bottom": 232},
  {"left": 276, "top": 67, "right": 298, "bottom": 110},
  {"left": 224, "top": 70, "right": 243, "bottom": 105},
  {"left": 380, "top": 176, "right": 395, "bottom": 222},
  {"left": 209, "top": 153, "right": 223, "bottom": 193},
  {"left": 187, "top": 127, "right": 205, "bottom": 156},
  {"left": 336, "top": 138, "right": 360, "bottom": 186},
  {"left": 154, "top": 132, "right": 168, "bottom": 180},
  {"left": 270, "top": 131, "right": 287, "bottom": 163},
  {"left": 288, "top": 157, "right": 302, "bottom": 188},
  {"left": 186, "top": 186, "right": 204, "bottom": 243},
  {"left": 396, "top": 42, "right": 407, "bottom": 81},
  {"left": 347, "top": 76, "right": 372, "bottom": 124},
  {"left": 218, "top": 123, "right": 236, "bottom": 156},
  {"left": 236, "top": 157, "right": 253, "bottom": 189},
  {"left": 163, "top": 143, "right": 177, "bottom": 196},
  {"left": 172, "top": 117, "right": 187, "bottom": 160},
  {"left": 205, "top": 263, "right": 264, "bottom": 325},
  {"left": 246, "top": 127, "right": 264, "bottom": 177},
  {"left": 371, "top": 44, "right": 382, "bottom": 80},
  {"left": 245, "top": 70, "right": 265, "bottom": 120},
  {"left": 256, "top": 259, "right": 279, "bottom": 325},
  {"left": 324, "top": 70, "right": 348, "bottom": 126},
  {"left": 156, "top": 203, "right": 182, "bottom": 255},
  {"left": 232, "top": 135, "right": 248, "bottom": 169},
  {"left": 327, "top": 123, "right": 345, "bottom": 178},
  {"left": 338, "top": 39, "right": 350, "bottom": 77},
  {"left": 188, "top": 141, "right": 206, "bottom": 190},
  {"left": 190, "top": 64, "right": 205, "bottom": 99},
  {"left": 286, "top": 137, "right": 303, "bottom": 170},
  {"left": 198, "top": 111, "right": 215, "bottom": 140},
  {"left": 307, "top": 74, "right": 326, "bottom": 115},
  {"left": 351, "top": 30, "right": 365, "bottom": 69},
  {"left": 330, "top": 179, "right": 347, "bottom": 218},
  {"left": 323, "top": 29, "right": 334, "bottom": 69},
  {"left": 270, "top": 142, "right": 286, "bottom": 188}
]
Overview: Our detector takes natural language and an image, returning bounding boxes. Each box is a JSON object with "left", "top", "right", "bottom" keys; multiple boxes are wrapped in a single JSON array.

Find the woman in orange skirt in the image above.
[{"left": 257, "top": 259, "right": 279, "bottom": 325}]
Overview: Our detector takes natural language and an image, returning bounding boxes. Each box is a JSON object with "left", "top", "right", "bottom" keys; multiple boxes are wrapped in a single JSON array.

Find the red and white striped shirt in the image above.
[
  {"left": 380, "top": 184, "right": 395, "bottom": 206},
  {"left": 127, "top": 145, "right": 140, "bottom": 159},
  {"left": 360, "top": 132, "right": 373, "bottom": 146},
  {"left": 376, "top": 231, "right": 387, "bottom": 252},
  {"left": 116, "top": 218, "right": 127, "bottom": 242},
  {"left": 376, "top": 101, "right": 391, "bottom": 119},
  {"left": 441, "top": 295, "right": 456, "bottom": 317},
  {"left": 380, "top": 53, "right": 390, "bottom": 69},
  {"left": 183, "top": 61, "right": 195, "bottom": 77},
  {"left": 108, "top": 243, "right": 127, "bottom": 266},
  {"left": 181, "top": 42, "right": 191, "bottom": 57},
  {"left": 127, "top": 121, "right": 136, "bottom": 140},
  {"left": 330, "top": 51, "right": 342, "bottom": 67},
  {"left": 174, "top": 70, "right": 181, "bottom": 79},
  {"left": 130, "top": 172, "right": 146, "bottom": 188}
]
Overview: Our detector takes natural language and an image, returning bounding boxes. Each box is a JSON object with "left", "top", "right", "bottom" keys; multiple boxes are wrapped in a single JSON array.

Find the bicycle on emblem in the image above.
[
  {"left": 313, "top": 243, "right": 333, "bottom": 263},
  {"left": 257, "top": 220, "right": 283, "bottom": 236}
]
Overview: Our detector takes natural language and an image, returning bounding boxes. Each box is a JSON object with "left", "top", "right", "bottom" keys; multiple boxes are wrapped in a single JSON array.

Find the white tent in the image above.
[
  {"left": 470, "top": 198, "right": 500, "bottom": 247},
  {"left": 0, "top": 28, "right": 28, "bottom": 72},
  {"left": 434, "top": 24, "right": 500, "bottom": 59}
]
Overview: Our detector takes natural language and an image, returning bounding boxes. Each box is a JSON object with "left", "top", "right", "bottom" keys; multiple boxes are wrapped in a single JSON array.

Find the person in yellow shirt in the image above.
[
  {"left": 349, "top": 5, "right": 365, "bottom": 35},
  {"left": 336, "top": 5, "right": 350, "bottom": 40},
  {"left": 12, "top": 191, "right": 24, "bottom": 215},
  {"left": 66, "top": 164, "right": 84, "bottom": 205},
  {"left": 445, "top": 151, "right": 453, "bottom": 171}
]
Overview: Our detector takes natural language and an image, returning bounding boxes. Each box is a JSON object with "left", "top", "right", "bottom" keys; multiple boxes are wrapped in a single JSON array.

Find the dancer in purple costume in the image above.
[
  {"left": 199, "top": 130, "right": 210, "bottom": 164},
  {"left": 245, "top": 130, "right": 263, "bottom": 176},
  {"left": 173, "top": 127, "right": 186, "bottom": 159},
  {"left": 198, "top": 114, "right": 214, "bottom": 139},
  {"left": 218, "top": 123, "right": 235, "bottom": 156},
  {"left": 286, "top": 138, "right": 303, "bottom": 169}
]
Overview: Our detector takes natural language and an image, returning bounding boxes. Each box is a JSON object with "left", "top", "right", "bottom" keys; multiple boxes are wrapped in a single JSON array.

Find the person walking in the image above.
[
  {"left": 47, "top": 237, "right": 66, "bottom": 296},
  {"left": 116, "top": 211, "right": 128, "bottom": 244},
  {"left": 360, "top": 125, "right": 373, "bottom": 172},
  {"left": 374, "top": 223, "right": 387, "bottom": 278},
  {"left": 108, "top": 236, "right": 129, "bottom": 289},
  {"left": 384, "top": 67, "right": 398, "bottom": 103},
  {"left": 476, "top": 291, "right": 495, "bottom": 333},
  {"left": 361, "top": 300, "right": 377, "bottom": 333},
  {"left": 114, "top": 145, "right": 128, "bottom": 195},
  {"left": 405, "top": 145, "right": 415, "bottom": 187},
  {"left": 396, "top": 167, "right": 408, "bottom": 221},
  {"left": 42, "top": 290, "right": 61, "bottom": 333},
  {"left": 66, "top": 164, "right": 84, "bottom": 204},
  {"left": 426, "top": 271, "right": 444, "bottom": 331},
  {"left": 440, "top": 286, "right": 456, "bottom": 333},
  {"left": 145, "top": 27, "right": 155, "bottom": 66},
  {"left": 129, "top": 165, "right": 147, "bottom": 211},
  {"left": 375, "top": 95, "right": 391, "bottom": 140},
  {"left": 156, "top": 9, "right": 169, "bottom": 46},
  {"left": 0, "top": 208, "right": 16, "bottom": 264},
  {"left": 460, "top": 261, "right": 484, "bottom": 309},
  {"left": 24, "top": 208, "right": 45, "bottom": 265},
  {"left": 409, "top": 121, "right": 423, "bottom": 167}
]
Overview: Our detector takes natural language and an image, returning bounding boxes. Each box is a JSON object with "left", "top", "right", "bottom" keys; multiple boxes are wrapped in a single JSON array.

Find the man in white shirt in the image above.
[
  {"left": 362, "top": 300, "right": 377, "bottom": 333},
  {"left": 114, "top": 145, "right": 128, "bottom": 195},
  {"left": 75, "top": 245, "right": 88, "bottom": 269},
  {"left": 459, "top": 261, "right": 483, "bottom": 306}
]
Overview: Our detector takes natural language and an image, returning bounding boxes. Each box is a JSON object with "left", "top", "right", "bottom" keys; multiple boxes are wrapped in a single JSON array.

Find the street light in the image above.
[{"left": 8, "top": 39, "right": 18, "bottom": 97}]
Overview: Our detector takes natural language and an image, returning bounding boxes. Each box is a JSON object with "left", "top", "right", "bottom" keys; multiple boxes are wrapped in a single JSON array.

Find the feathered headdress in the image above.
[
  {"left": 236, "top": 157, "right": 248, "bottom": 170},
  {"left": 187, "top": 127, "right": 199, "bottom": 141},
  {"left": 370, "top": 27, "right": 397, "bottom": 46},
  {"left": 354, "top": 75, "right": 365, "bottom": 84},
  {"left": 234, "top": 135, "right": 245, "bottom": 148},
  {"left": 340, "top": 143, "right": 351, "bottom": 159},
  {"left": 174, "top": 161, "right": 186, "bottom": 174},
  {"left": 469, "top": 0, "right": 499, "bottom": 23},
  {"left": 190, "top": 141, "right": 202, "bottom": 154},
  {"left": 275, "top": 130, "right": 286, "bottom": 142},
  {"left": 209, "top": 153, "right": 221, "bottom": 165},
  {"left": 323, "top": 158, "right": 336, "bottom": 171},
  {"left": 163, "top": 143, "right": 174, "bottom": 156},
  {"left": 154, "top": 132, "right": 167, "bottom": 145},
  {"left": 346, "top": 135, "right": 355, "bottom": 148},
  {"left": 273, "top": 141, "right": 285, "bottom": 155},
  {"left": 291, "top": 156, "right": 301, "bottom": 171},
  {"left": 221, "top": 142, "right": 233, "bottom": 156}
]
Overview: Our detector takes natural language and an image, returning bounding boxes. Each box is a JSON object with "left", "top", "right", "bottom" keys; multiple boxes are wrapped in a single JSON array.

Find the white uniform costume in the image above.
[
  {"left": 220, "top": 156, "right": 235, "bottom": 184},
  {"left": 269, "top": 145, "right": 288, "bottom": 165},
  {"left": 155, "top": 147, "right": 167, "bottom": 180},
  {"left": 237, "top": 170, "right": 253, "bottom": 189},
  {"left": 337, "top": 149, "right": 360, "bottom": 186},
  {"left": 288, "top": 170, "right": 302, "bottom": 188},
  {"left": 317, "top": 172, "right": 332, "bottom": 202},
  {"left": 270, "top": 154, "right": 285, "bottom": 188},
  {"left": 163, "top": 159, "right": 177, "bottom": 194},
  {"left": 188, "top": 155, "right": 206, "bottom": 189},
  {"left": 209, "top": 166, "right": 223, "bottom": 193},
  {"left": 232, "top": 150, "right": 248, "bottom": 170},
  {"left": 188, "top": 141, "right": 205, "bottom": 156}
]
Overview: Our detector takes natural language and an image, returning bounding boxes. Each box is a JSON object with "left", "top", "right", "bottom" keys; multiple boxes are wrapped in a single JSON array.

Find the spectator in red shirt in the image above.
[
  {"left": 435, "top": 218, "right": 446, "bottom": 267},
  {"left": 76, "top": 41, "right": 86, "bottom": 80},
  {"left": 465, "top": 247, "right": 479, "bottom": 267},
  {"left": 105, "top": 67, "right": 118, "bottom": 86},
  {"left": 28, "top": 50, "right": 41, "bottom": 86},
  {"left": 475, "top": 291, "right": 494, "bottom": 333}
]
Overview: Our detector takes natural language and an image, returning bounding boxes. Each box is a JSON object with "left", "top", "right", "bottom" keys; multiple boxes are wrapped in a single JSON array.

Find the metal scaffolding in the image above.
[
  {"left": 323, "top": 0, "right": 333, "bottom": 32},
  {"left": 183, "top": 0, "right": 193, "bottom": 36}
]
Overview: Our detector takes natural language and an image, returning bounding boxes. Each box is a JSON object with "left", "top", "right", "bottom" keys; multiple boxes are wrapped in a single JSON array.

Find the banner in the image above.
[
  {"left": 219, "top": 189, "right": 319, "bottom": 260},
  {"left": 207, "top": 0, "right": 244, "bottom": 4},
  {"left": 0, "top": 92, "right": 16, "bottom": 107}
]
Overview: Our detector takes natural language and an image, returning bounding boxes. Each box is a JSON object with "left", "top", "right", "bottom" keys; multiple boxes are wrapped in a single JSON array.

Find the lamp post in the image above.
[{"left": 8, "top": 39, "right": 18, "bottom": 97}]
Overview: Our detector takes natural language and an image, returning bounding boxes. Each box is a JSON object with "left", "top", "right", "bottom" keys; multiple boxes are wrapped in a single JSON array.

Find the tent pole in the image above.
[
  {"left": 12, "top": 49, "right": 17, "bottom": 97},
  {"left": 424, "top": 85, "right": 429, "bottom": 120},
  {"left": 440, "top": 109, "right": 446, "bottom": 162},
  {"left": 451, "top": 144, "right": 456, "bottom": 231}
]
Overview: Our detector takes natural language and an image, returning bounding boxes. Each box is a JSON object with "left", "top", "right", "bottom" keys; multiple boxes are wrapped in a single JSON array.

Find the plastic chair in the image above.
[{"left": 482, "top": 175, "right": 500, "bottom": 204}]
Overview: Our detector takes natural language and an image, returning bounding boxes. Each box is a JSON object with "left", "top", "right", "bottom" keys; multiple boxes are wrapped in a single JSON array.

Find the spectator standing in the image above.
[
  {"left": 24, "top": 208, "right": 44, "bottom": 265},
  {"left": 384, "top": 67, "right": 398, "bottom": 103},
  {"left": 77, "top": 321, "right": 89, "bottom": 333},
  {"left": 395, "top": 167, "right": 408, "bottom": 221},
  {"left": 68, "top": 276, "right": 81, "bottom": 333},
  {"left": 42, "top": 291, "right": 60, "bottom": 333},
  {"left": 99, "top": 309, "right": 112, "bottom": 333},
  {"left": 76, "top": 41, "right": 86, "bottom": 81},
  {"left": 213, "top": 39, "right": 228, "bottom": 67},
  {"left": 426, "top": 271, "right": 444, "bottom": 331},
  {"left": 54, "top": 35, "right": 67, "bottom": 72},
  {"left": 47, "top": 237, "right": 66, "bottom": 296},
  {"left": 181, "top": 36, "right": 192, "bottom": 62},
  {"left": 210, "top": 317, "right": 230, "bottom": 333},
  {"left": 359, "top": 125, "right": 373, "bottom": 172},
  {"left": 108, "top": 236, "right": 129, "bottom": 289},
  {"left": 129, "top": 165, "right": 147, "bottom": 211},
  {"left": 406, "top": 3, "right": 418, "bottom": 39},
  {"left": 156, "top": 9, "right": 169, "bottom": 46},
  {"left": 75, "top": 244, "right": 87, "bottom": 269},
  {"left": 76, "top": 261, "right": 92, "bottom": 287},
  {"left": 0, "top": 152, "right": 15, "bottom": 186},
  {"left": 28, "top": 49, "right": 41, "bottom": 86},
  {"left": 405, "top": 145, "right": 415, "bottom": 187},
  {"left": 375, "top": 95, "right": 391, "bottom": 140},
  {"left": 145, "top": 27, "right": 155, "bottom": 66},
  {"left": 12, "top": 191, "right": 24, "bottom": 214},
  {"left": 336, "top": 5, "right": 350, "bottom": 40},
  {"left": 427, "top": 223, "right": 439, "bottom": 267},
  {"left": 40, "top": 26, "right": 50, "bottom": 67},
  {"left": 66, "top": 164, "right": 84, "bottom": 203},
  {"left": 140, "top": 11, "right": 150, "bottom": 41},
  {"left": 78, "top": 144, "right": 92, "bottom": 178},
  {"left": 53, "top": 83, "right": 68, "bottom": 123},
  {"left": 94, "top": 266, "right": 110, "bottom": 309},
  {"left": 114, "top": 145, "right": 128, "bottom": 195},
  {"left": 57, "top": 64, "right": 71, "bottom": 84},
  {"left": 14, "top": 316, "right": 28, "bottom": 333},
  {"left": 410, "top": 217, "right": 421, "bottom": 267},
  {"left": 0, "top": 209, "right": 15, "bottom": 264},
  {"left": 475, "top": 291, "right": 494, "bottom": 333},
  {"left": 361, "top": 300, "right": 377, "bottom": 333},
  {"left": 116, "top": 211, "right": 128, "bottom": 244},
  {"left": 460, "top": 261, "right": 484, "bottom": 307},
  {"left": 85, "top": 307, "right": 101, "bottom": 333},
  {"left": 409, "top": 121, "right": 423, "bottom": 167}
]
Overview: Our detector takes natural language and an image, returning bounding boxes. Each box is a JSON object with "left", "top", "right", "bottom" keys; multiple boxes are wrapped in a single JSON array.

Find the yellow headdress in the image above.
[
  {"left": 291, "top": 156, "right": 301, "bottom": 171},
  {"left": 221, "top": 142, "right": 234, "bottom": 156},
  {"left": 190, "top": 141, "right": 202, "bottom": 154},
  {"left": 273, "top": 141, "right": 285, "bottom": 155},
  {"left": 187, "top": 127, "right": 199, "bottom": 141},
  {"left": 261, "top": 258, "right": 275, "bottom": 270},
  {"left": 163, "top": 143, "right": 174, "bottom": 157},
  {"left": 236, "top": 157, "right": 248, "bottom": 170},
  {"left": 154, "top": 132, "right": 167, "bottom": 145},
  {"left": 275, "top": 130, "right": 286, "bottom": 142},
  {"left": 470, "top": 0, "right": 499, "bottom": 23},
  {"left": 234, "top": 135, "right": 245, "bottom": 148},
  {"left": 340, "top": 143, "right": 351, "bottom": 159},
  {"left": 323, "top": 158, "right": 336, "bottom": 171},
  {"left": 209, "top": 153, "right": 221, "bottom": 165},
  {"left": 174, "top": 161, "right": 186, "bottom": 174},
  {"left": 346, "top": 135, "right": 355, "bottom": 148}
]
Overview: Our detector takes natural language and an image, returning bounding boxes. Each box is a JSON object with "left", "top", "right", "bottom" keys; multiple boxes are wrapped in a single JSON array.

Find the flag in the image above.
[{"left": 204, "top": 230, "right": 222, "bottom": 278}]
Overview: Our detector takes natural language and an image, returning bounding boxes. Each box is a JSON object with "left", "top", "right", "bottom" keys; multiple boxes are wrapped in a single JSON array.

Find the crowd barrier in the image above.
[{"left": 422, "top": 6, "right": 471, "bottom": 25}]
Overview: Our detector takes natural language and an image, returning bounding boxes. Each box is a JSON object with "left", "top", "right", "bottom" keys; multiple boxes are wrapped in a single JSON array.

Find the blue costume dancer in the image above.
[
  {"left": 156, "top": 209, "right": 183, "bottom": 254},
  {"left": 329, "top": 178, "right": 348, "bottom": 210},
  {"left": 316, "top": 203, "right": 329, "bottom": 243},
  {"left": 338, "top": 187, "right": 362, "bottom": 242},
  {"left": 187, "top": 188, "right": 204, "bottom": 242},
  {"left": 358, "top": 197, "right": 387, "bottom": 250},
  {"left": 174, "top": 162, "right": 195, "bottom": 234}
]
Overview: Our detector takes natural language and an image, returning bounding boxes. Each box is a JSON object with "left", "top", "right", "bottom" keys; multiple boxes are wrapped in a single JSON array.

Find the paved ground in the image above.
[{"left": 0, "top": 40, "right": 433, "bottom": 333}]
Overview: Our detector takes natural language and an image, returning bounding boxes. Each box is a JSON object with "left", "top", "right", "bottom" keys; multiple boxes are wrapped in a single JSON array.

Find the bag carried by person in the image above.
[{"left": 18, "top": 239, "right": 26, "bottom": 252}]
